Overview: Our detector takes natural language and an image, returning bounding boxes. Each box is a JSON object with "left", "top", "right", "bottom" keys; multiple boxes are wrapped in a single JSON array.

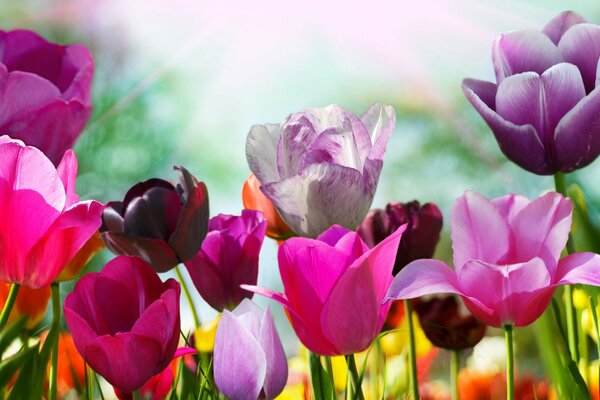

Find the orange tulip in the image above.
[
  {"left": 55, "top": 333, "right": 86, "bottom": 397},
  {"left": 56, "top": 231, "right": 104, "bottom": 282},
  {"left": 458, "top": 369, "right": 551, "bottom": 400},
  {"left": 242, "top": 174, "right": 294, "bottom": 240},
  {"left": 0, "top": 283, "right": 50, "bottom": 328}
]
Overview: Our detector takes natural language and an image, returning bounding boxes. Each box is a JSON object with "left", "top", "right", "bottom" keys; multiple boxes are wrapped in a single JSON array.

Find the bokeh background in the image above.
[{"left": 3, "top": 0, "right": 599, "bottom": 381}]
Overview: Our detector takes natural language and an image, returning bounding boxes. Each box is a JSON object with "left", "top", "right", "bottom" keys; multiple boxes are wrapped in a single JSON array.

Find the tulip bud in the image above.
[
  {"left": 358, "top": 201, "right": 443, "bottom": 275},
  {"left": 414, "top": 295, "right": 486, "bottom": 350},
  {"left": 100, "top": 166, "right": 209, "bottom": 272}
]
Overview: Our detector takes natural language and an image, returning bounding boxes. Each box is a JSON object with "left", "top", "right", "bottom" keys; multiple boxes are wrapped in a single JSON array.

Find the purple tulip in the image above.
[
  {"left": 64, "top": 256, "right": 181, "bottom": 393},
  {"left": 214, "top": 299, "right": 287, "bottom": 400},
  {"left": 100, "top": 167, "right": 209, "bottom": 272},
  {"left": 185, "top": 210, "right": 267, "bottom": 312},
  {"left": 357, "top": 201, "right": 443, "bottom": 275},
  {"left": 246, "top": 103, "right": 395, "bottom": 237},
  {"left": 463, "top": 11, "right": 600, "bottom": 175},
  {"left": 0, "top": 30, "right": 93, "bottom": 166}
]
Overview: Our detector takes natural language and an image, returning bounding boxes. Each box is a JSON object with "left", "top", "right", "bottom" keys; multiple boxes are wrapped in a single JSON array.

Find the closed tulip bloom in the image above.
[
  {"left": 0, "top": 136, "right": 103, "bottom": 288},
  {"left": 0, "top": 30, "right": 93, "bottom": 165},
  {"left": 246, "top": 103, "right": 395, "bottom": 237},
  {"left": 463, "top": 11, "right": 600, "bottom": 175},
  {"left": 244, "top": 224, "right": 405, "bottom": 355},
  {"left": 64, "top": 256, "right": 181, "bottom": 393},
  {"left": 100, "top": 167, "right": 209, "bottom": 272},
  {"left": 214, "top": 299, "right": 287, "bottom": 400},
  {"left": 358, "top": 201, "right": 443, "bottom": 275},
  {"left": 387, "top": 191, "right": 600, "bottom": 327},
  {"left": 185, "top": 210, "right": 267, "bottom": 312},
  {"left": 242, "top": 174, "right": 294, "bottom": 240}
]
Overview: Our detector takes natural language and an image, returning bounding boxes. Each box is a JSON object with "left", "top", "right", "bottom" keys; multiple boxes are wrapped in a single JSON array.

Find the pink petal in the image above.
[
  {"left": 491, "top": 194, "right": 530, "bottom": 225},
  {"left": 555, "top": 252, "right": 600, "bottom": 286},
  {"left": 56, "top": 149, "right": 79, "bottom": 206},
  {"left": 450, "top": 191, "right": 511, "bottom": 270},
  {"left": 386, "top": 259, "right": 461, "bottom": 301}
]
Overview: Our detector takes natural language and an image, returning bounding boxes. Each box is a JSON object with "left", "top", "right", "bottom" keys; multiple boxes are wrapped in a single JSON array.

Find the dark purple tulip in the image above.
[
  {"left": 100, "top": 166, "right": 209, "bottom": 272},
  {"left": 414, "top": 295, "right": 486, "bottom": 350},
  {"left": 64, "top": 256, "right": 181, "bottom": 393},
  {"left": 185, "top": 210, "right": 267, "bottom": 312},
  {"left": 463, "top": 11, "right": 600, "bottom": 175},
  {"left": 0, "top": 30, "right": 93, "bottom": 166},
  {"left": 357, "top": 201, "right": 443, "bottom": 275}
]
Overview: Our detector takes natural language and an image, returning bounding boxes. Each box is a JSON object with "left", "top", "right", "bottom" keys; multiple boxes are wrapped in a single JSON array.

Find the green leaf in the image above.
[
  {"left": 1, "top": 345, "right": 38, "bottom": 396},
  {"left": 0, "top": 317, "right": 26, "bottom": 356},
  {"left": 567, "top": 184, "right": 600, "bottom": 253},
  {"left": 308, "top": 351, "right": 335, "bottom": 400}
]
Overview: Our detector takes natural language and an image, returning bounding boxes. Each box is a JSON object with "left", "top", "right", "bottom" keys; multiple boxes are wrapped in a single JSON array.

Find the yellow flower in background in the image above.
[
  {"left": 275, "top": 384, "right": 305, "bottom": 400},
  {"left": 380, "top": 313, "right": 432, "bottom": 357},
  {"left": 573, "top": 288, "right": 590, "bottom": 310},
  {"left": 580, "top": 294, "right": 600, "bottom": 342},
  {"left": 194, "top": 314, "right": 221, "bottom": 352},
  {"left": 331, "top": 356, "right": 347, "bottom": 392}
]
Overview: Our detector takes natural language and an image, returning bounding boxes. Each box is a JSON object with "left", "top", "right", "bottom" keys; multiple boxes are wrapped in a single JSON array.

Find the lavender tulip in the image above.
[
  {"left": 185, "top": 210, "right": 267, "bottom": 312},
  {"left": 214, "top": 299, "right": 287, "bottom": 400},
  {"left": 246, "top": 103, "right": 395, "bottom": 237},
  {"left": 463, "top": 11, "right": 600, "bottom": 175}
]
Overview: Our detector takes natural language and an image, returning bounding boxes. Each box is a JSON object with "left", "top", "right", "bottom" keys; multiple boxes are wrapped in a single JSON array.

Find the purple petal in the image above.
[
  {"left": 259, "top": 307, "right": 288, "bottom": 399},
  {"left": 542, "top": 11, "right": 587, "bottom": 45},
  {"left": 214, "top": 310, "right": 266, "bottom": 400},
  {"left": 246, "top": 123, "right": 282, "bottom": 184},
  {"left": 559, "top": 23, "right": 600, "bottom": 93},
  {"left": 123, "top": 186, "right": 182, "bottom": 241},
  {"left": 462, "top": 78, "right": 548, "bottom": 174},
  {"left": 555, "top": 252, "right": 600, "bottom": 286},
  {"left": 492, "top": 30, "right": 563, "bottom": 82},
  {"left": 385, "top": 259, "right": 461, "bottom": 301},
  {"left": 101, "top": 232, "right": 180, "bottom": 273},
  {"left": 491, "top": 194, "right": 530, "bottom": 225},
  {"left": 316, "top": 224, "right": 355, "bottom": 247},
  {"left": 277, "top": 117, "right": 319, "bottom": 178}
]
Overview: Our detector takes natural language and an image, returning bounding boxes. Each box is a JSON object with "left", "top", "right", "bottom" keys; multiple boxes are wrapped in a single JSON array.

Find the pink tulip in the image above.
[
  {"left": 0, "top": 135, "right": 103, "bottom": 288},
  {"left": 387, "top": 191, "right": 600, "bottom": 327},
  {"left": 244, "top": 224, "right": 405, "bottom": 355}
]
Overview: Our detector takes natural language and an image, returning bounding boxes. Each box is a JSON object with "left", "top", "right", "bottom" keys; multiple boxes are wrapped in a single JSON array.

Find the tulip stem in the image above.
[
  {"left": 554, "top": 172, "right": 580, "bottom": 362},
  {"left": 504, "top": 324, "right": 514, "bottom": 400},
  {"left": 0, "top": 284, "right": 20, "bottom": 331},
  {"left": 346, "top": 354, "right": 365, "bottom": 400},
  {"left": 404, "top": 299, "right": 420, "bottom": 400},
  {"left": 48, "top": 282, "right": 61, "bottom": 400},
  {"left": 175, "top": 266, "right": 201, "bottom": 328},
  {"left": 450, "top": 350, "right": 460, "bottom": 400},
  {"left": 132, "top": 389, "right": 142, "bottom": 400}
]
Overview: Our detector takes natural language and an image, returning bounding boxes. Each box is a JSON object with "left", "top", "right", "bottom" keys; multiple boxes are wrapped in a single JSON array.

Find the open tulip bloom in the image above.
[
  {"left": 246, "top": 102, "right": 395, "bottom": 237},
  {"left": 386, "top": 191, "right": 600, "bottom": 328},
  {"left": 463, "top": 11, "right": 600, "bottom": 175}
]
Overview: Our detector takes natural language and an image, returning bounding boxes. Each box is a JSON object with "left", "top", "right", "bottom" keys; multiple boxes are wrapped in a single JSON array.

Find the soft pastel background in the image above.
[{"left": 2, "top": 0, "right": 599, "bottom": 373}]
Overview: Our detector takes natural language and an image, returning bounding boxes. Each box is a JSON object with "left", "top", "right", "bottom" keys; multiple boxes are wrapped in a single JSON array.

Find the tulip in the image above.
[
  {"left": 0, "top": 136, "right": 103, "bottom": 288},
  {"left": 358, "top": 201, "right": 443, "bottom": 275},
  {"left": 0, "top": 30, "right": 93, "bottom": 166},
  {"left": 56, "top": 231, "right": 104, "bottom": 282},
  {"left": 100, "top": 166, "right": 209, "bottom": 272},
  {"left": 414, "top": 295, "right": 486, "bottom": 350},
  {"left": 244, "top": 224, "right": 405, "bottom": 355},
  {"left": 242, "top": 173, "right": 294, "bottom": 240},
  {"left": 387, "top": 191, "right": 600, "bottom": 327},
  {"left": 64, "top": 256, "right": 181, "bottom": 393},
  {"left": 47, "top": 332, "right": 86, "bottom": 398},
  {"left": 214, "top": 299, "right": 288, "bottom": 400},
  {"left": 0, "top": 284, "right": 50, "bottom": 328},
  {"left": 246, "top": 103, "right": 395, "bottom": 237},
  {"left": 463, "top": 11, "right": 600, "bottom": 175},
  {"left": 185, "top": 210, "right": 267, "bottom": 311}
]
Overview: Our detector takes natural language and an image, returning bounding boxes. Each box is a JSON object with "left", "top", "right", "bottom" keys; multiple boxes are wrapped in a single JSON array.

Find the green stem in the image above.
[
  {"left": 325, "top": 356, "right": 335, "bottom": 391},
  {"left": 504, "top": 325, "right": 514, "bottom": 400},
  {"left": 0, "top": 284, "right": 20, "bottom": 331},
  {"left": 175, "top": 266, "right": 200, "bottom": 328},
  {"left": 451, "top": 350, "right": 460, "bottom": 400},
  {"left": 554, "top": 172, "right": 579, "bottom": 362},
  {"left": 132, "top": 389, "right": 142, "bottom": 400},
  {"left": 346, "top": 354, "right": 365, "bottom": 400},
  {"left": 404, "top": 299, "right": 420, "bottom": 400},
  {"left": 48, "top": 282, "right": 61, "bottom": 400}
]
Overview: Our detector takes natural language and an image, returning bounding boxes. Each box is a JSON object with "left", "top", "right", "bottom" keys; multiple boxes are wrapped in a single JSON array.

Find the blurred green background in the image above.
[{"left": 2, "top": 0, "right": 600, "bottom": 377}]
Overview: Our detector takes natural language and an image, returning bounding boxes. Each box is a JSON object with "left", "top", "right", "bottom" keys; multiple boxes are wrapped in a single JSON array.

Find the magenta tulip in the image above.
[
  {"left": 0, "top": 30, "right": 93, "bottom": 165},
  {"left": 0, "top": 136, "right": 103, "bottom": 288},
  {"left": 64, "top": 256, "right": 181, "bottom": 393},
  {"left": 244, "top": 224, "right": 405, "bottom": 355},
  {"left": 185, "top": 210, "right": 267, "bottom": 312},
  {"left": 387, "top": 191, "right": 600, "bottom": 327},
  {"left": 214, "top": 299, "right": 288, "bottom": 400}
]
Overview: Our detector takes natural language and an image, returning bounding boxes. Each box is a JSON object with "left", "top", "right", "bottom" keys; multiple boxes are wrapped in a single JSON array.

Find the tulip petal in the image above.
[
  {"left": 462, "top": 78, "right": 548, "bottom": 174},
  {"left": 554, "top": 85, "right": 600, "bottom": 172},
  {"left": 559, "top": 24, "right": 600, "bottom": 92},
  {"left": 259, "top": 307, "right": 288, "bottom": 399},
  {"left": 59, "top": 43, "right": 94, "bottom": 102},
  {"left": 451, "top": 191, "right": 511, "bottom": 270},
  {"left": 101, "top": 232, "right": 180, "bottom": 273},
  {"left": 492, "top": 30, "right": 563, "bottom": 82},
  {"left": 278, "top": 117, "right": 320, "bottom": 177},
  {"left": 214, "top": 310, "right": 266, "bottom": 400},
  {"left": 123, "top": 186, "right": 182, "bottom": 241},
  {"left": 56, "top": 149, "right": 79, "bottom": 206},
  {"left": 491, "top": 194, "right": 530, "bottom": 225},
  {"left": 386, "top": 259, "right": 461, "bottom": 301},
  {"left": 263, "top": 163, "right": 370, "bottom": 237},
  {"left": 246, "top": 123, "right": 281, "bottom": 184},
  {"left": 85, "top": 332, "right": 164, "bottom": 393},
  {"left": 94, "top": 276, "right": 138, "bottom": 335},
  {"left": 555, "top": 252, "right": 600, "bottom": 286},
  {"left": 542, "top": 11, "right": 586, "bottom": 45},
  {"left": 361, "top": 102, "right": 396, "bottom": 160}
]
